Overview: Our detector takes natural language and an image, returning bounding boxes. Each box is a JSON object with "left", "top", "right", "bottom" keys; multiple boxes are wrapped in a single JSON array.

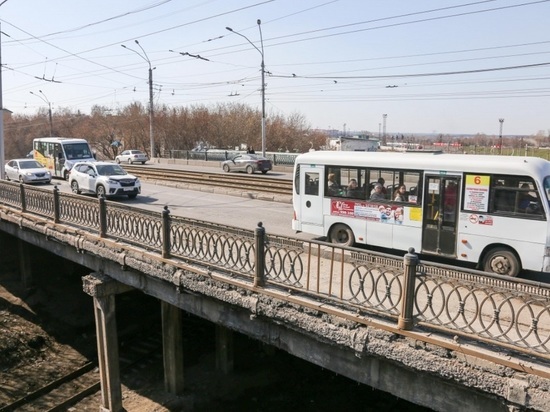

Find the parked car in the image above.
[
  {"left": 221, "top": 154, "right": 272, "bottom": 174},
  {"left": 69, "top": 161, "right": 141, "bottom": 199},
  {"left": 115, "top": 150, "right": 149, "bottom": 165},
  {"left": 4, "top": 159, "right": 51, "bottom": 184}
]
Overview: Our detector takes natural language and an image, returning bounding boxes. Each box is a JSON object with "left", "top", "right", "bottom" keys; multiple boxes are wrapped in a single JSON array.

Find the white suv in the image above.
[{"left": 69, "top": 161, "right": 141, "bottom": 199}]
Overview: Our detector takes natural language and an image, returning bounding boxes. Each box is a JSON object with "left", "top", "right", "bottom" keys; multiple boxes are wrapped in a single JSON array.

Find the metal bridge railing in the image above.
[
  {"left": 1, "top": 180, "right": 550, "bottom": 357},
  {"left": 163, "top": 149, "right": 299, "bottom": 166}
]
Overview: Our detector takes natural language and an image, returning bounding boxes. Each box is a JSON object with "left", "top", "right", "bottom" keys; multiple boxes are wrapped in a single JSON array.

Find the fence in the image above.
[
  {"left": 162, "top": 149, "right": 299, "bottom": 166},
  {"left": 1, "top": 180, "right": 549, "bottom": 357}
]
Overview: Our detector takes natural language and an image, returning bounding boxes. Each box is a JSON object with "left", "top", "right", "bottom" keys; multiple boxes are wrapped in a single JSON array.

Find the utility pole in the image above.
[
  {"left": 499, "top": 118, "right": 504, "bottom": 155},
  {"left": 0, "top": 21, "right": 4, "bottom": 180}
]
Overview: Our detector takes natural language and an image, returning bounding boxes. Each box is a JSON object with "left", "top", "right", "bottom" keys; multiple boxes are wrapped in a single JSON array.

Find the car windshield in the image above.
[
  {"left": 130, "top": 151, "right": 144, "bottom": 155},
  {"left": 19, "top": 160, "right": 43, "bottom": 169},
  {"left": 96, "top": 165, "right": 127, "bottom": 176}
]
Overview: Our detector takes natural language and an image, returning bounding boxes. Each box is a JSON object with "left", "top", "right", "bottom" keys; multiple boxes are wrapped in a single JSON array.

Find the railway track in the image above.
[
  {"left": 123, "top": 164, "right": 293, "bottom": 197},
  {"left": 0, "top": 332, "right": 162, "bottom": 412}
]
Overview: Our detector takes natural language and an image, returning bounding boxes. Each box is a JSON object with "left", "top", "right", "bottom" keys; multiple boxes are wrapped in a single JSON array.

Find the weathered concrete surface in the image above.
[{"left": 1, "top": 206, "right": 549, "bottom": 412}]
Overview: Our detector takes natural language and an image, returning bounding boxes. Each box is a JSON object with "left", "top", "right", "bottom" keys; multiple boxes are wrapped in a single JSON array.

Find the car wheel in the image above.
[
  {"left": 5, "top": 173, "right": 10, "bottom": 181},
  {"left": 116, "top": 158, "right": 121, "bottom": 164},
  {"left": 482, "top": 247, "right": 520, "bottom": 276},
  {"left": 70, "top": 180, "right": 81, "bottom": 194},
  {"left": 128, "top": 159, "right": 133, "bottom": 165},
  {"left": 329, "top": 224, "right": 355, "bottom": 247},
  {"left": 261, "top": 170, "right": 268, "bottom": 174},
  {"left": 128, "top": 193, "right": 138, "bottom": 199},
  {"left": 64, "top": 170, "right": 70, "bottom": 181},
  {"left": 141, "top": 162, "right": 146, "bottom": 165},
  {"left": 223, "top": 164, "right": 230, "bottom": 173},
  {"left": 246, "top": 165, "right": 254, "bottom": 174},
  {"left": 18, "top": 175, "right": 24, "bottom": 184},
  {"left": 96, "top": 185, "right": 107, "bottom": 198}
]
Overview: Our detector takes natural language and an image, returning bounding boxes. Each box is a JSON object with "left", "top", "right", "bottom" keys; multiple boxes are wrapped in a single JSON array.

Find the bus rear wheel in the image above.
[
  {"left": 482, "top": 247, "right": 520, "bottom": 277},
  {"left": 329, "top": 224, "right": 355, "bottom": 247}
]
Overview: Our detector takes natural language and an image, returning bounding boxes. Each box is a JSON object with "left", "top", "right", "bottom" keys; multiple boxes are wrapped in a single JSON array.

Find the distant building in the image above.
[{"left": 328, "top": 135, "right": 379, "bottom": 151}]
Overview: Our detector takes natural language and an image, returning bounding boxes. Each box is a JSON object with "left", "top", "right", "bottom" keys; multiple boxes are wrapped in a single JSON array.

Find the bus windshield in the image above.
[{"left": 64, "top": 143, "right": 93, "bottom": 160}]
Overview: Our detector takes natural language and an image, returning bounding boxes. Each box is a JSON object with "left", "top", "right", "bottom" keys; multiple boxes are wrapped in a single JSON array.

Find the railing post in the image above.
[
  {"left": 99, "top": 195, "right": 107, "bottom": 238},
  {"left": 53, "top": 185, "right": 60, "bottom": 223},
  {"left": 254, "top": 222, "right": 266, "bottom": 287},
  {"left": 19, "top": 183, "right": 27, "bottom": 213},
  {"left": 162, "top": 206, "right": 171, "bottom": 259},
  {"left": 398, "top": 247, "right": 418, "bottom": 330}
]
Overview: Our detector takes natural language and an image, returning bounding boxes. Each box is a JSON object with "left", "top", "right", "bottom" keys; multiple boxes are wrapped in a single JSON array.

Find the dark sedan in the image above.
[{"left": 221, "top": 154, "right": 272, "bottom": 174}]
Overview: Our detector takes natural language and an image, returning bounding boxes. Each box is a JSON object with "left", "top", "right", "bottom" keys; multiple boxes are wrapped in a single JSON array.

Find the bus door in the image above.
[
  {"left": 52, "top": 143, "right": 65, "bottom": 177},
  {"left": 298, "top": 166, "right": 324, "bottom": 229},
  {"left": 422, "top": 175, "right": 460, "bottom": 257}
]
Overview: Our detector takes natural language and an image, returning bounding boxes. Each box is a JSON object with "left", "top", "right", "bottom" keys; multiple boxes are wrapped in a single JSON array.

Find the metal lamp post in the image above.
[
  {"left": 122, "top": 40, "right": 155, "bottom": 159},
  {"left": 226, "top": 20, "right": 266, "bottom": 157},
  {"left": 30, "top": 90, "right": 53, "bottom": 136},
  {"left": 499, "top": 118, "right": 504, "bottom": 155}
]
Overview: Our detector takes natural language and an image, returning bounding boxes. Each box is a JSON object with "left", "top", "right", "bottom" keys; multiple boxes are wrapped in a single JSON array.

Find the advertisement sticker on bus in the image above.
[
  {"left": 331, "top": 200, "right": 405, "bottom": 224},
  {"left": 464, "top": 174, "right": 490, "bottom": 212}
]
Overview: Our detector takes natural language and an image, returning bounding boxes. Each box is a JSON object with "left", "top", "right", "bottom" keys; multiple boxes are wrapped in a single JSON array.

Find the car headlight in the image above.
[
  {"left": 25, "top": 172, "right": 33, "bottom": 176},
  {"left": 106, "top": 179, "right": 118, "bottom": 185}
]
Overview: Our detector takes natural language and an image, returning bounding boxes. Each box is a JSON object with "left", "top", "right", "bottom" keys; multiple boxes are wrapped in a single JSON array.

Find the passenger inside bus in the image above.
[
  {"left": 518, "top": 183, "right": 540, "bottom": 213},
  {"left": 346, "top": 179, "right": 363, "bottom": 198},
  {"left": 327, "top": 173, "right": 341, "bottom": 196},
  {"left": 393, "top": 185, "right": 407, "bottom": 202},
  {"left": 370, "top": 183, "right": 386, "bottom": 201}
]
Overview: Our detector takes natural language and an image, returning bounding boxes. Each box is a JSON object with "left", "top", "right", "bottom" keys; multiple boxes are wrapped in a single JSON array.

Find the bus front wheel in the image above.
[
  {"left": 329, "top": 224, "right": 355, "bottom": 247},
  {"left": 482, "top": 247, "right": 520, "bottom": 277}
]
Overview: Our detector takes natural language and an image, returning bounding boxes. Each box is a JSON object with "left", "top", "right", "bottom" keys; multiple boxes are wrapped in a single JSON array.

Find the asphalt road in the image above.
[{"left": 53, "top": 178, "right": 312, "bottom": 240}]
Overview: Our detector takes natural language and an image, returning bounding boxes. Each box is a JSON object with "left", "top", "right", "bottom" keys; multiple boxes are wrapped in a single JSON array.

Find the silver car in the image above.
[
  {"left": 221, "top": 154, "right": 273, "bottom": 174},
  {"left": 115, "top": 150, "right": 149, "bottom": 165},
  {"left": 5, "top": 159, "right": 52, "bottom": 184}
]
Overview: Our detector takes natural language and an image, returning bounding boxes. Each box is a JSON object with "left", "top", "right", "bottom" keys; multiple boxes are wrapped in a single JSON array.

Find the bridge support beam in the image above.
[
  {"left": 215, "top": 325, "right": 234, "bottom": 374},
  {"left": 82, "top": 272, "right": 133, "bottom": 412},
  {"left": 161, "top": 301, "right": 184, "bottom": 394}
]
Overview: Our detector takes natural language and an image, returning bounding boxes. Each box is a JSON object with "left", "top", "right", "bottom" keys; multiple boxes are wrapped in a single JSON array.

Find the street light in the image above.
[
  {"left": 30, "top": 90, "right": 53, "bottom": 136},
  {"left": 122, "top": 40, "right": 155, "bottom": 159},
  {"left": 499, "top": 118, "right": 504, "bottom": 155},
  {"left": 226, "top": 20, "right": 266, "bottom": 157}
]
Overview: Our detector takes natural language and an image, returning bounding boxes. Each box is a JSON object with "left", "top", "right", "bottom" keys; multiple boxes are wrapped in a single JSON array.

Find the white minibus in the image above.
[
  {"left": 33, "top": 137, "right": 95, "bottom": 179},
  {"left": 292, "top": 151, "right": 550, "bottom": 276}
]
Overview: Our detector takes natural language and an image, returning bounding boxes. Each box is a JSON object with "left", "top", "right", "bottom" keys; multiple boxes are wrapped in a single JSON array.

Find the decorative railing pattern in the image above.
[{"left": 1, "top": 180, "right": 549, "bottom": 357}]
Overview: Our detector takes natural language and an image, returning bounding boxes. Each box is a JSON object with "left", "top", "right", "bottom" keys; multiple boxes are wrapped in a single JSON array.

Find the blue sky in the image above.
[{"left": 1, "top": 0, "right": 549, "bottom": 137}]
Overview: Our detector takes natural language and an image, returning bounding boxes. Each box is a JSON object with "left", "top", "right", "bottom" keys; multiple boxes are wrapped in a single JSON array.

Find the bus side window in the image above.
[{"left": 305, "top": 173, "right": 319, "bottom": 195}]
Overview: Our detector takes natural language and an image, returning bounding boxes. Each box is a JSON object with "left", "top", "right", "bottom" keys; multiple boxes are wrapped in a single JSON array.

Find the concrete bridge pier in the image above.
[
  {"left": 82, "top": 273, "right": 133, "bottom": 412},
  {"left": 17, "top": 238, "right": 32, "bottom": 288},
  {"left": 161, "top": 301, "right": 184, "bottom": 394},
  {"left": 215, "top": 325, "right": 234, "bottom": 374}
]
